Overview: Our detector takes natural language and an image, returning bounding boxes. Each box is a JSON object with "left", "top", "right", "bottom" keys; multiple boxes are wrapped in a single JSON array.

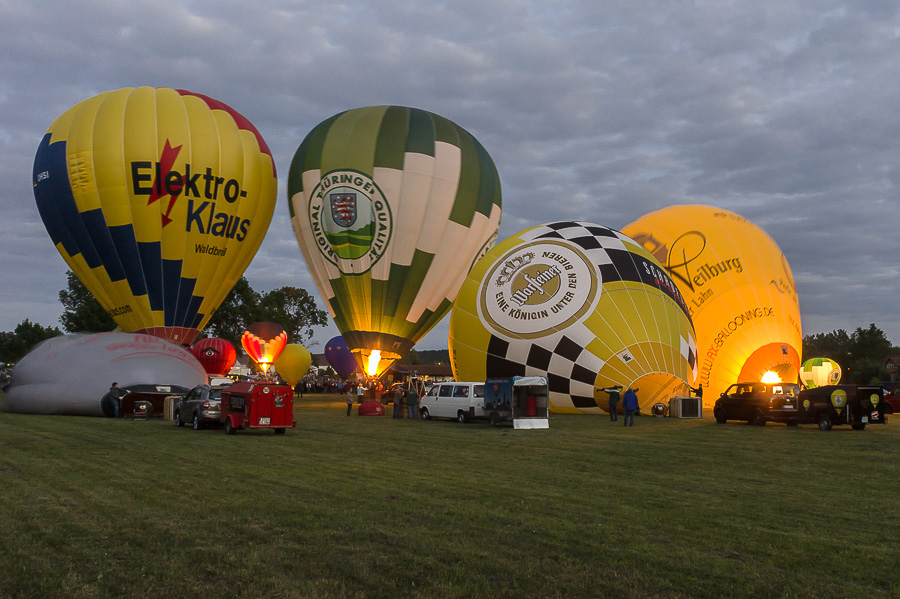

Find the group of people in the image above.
[
  {"left": 600, "top": 385, "right": 639, "bottom": 426},
  {"left": 600, "top": 383, "right": 703, "bottom": 426},
  {"left": 345, "top": 381, "right": 424, "bottom": 418}
]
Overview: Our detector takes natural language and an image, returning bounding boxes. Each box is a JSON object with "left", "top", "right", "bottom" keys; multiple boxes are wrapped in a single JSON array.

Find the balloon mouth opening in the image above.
[
  {"left": 761, "top": 371, "right": 781, "bottom": 384},
  {"left": 355, "top": 348, "right": 400, "bottom": 378},
  {"left": 136, "top": 326, "right": 199, "bottom": 346},
  {"left": 737, "top": 343, "right": 799, "bottom": 388},
  {"left": 366, "top": 351, "right": 381, "bottom": 377}
]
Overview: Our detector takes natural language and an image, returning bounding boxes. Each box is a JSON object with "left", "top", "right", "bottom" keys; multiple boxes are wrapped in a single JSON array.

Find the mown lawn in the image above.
[{"left": 1, "top": 393, "right": 898, "bottom": 598}]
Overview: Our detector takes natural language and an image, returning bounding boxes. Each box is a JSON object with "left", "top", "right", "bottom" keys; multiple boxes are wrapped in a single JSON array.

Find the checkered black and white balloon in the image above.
[{"left": 449, "top": 221, "right": 698, "bottom": 414}]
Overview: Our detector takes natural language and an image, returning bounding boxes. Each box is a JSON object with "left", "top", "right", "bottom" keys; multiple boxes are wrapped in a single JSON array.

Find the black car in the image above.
[
  {"left": 174, "top": 384, "right": 223, "bottom": 430},
  {"left": 713, "top": 382, "right": 800, "bottom": 426}
]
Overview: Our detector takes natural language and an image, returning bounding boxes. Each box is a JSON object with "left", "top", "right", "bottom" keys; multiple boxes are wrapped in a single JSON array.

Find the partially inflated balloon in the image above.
[
  {"left": 33, "top": 87, "right": 277, "bottom": 345},
  {"left": 799, "top": 357, "right": 841, "bottom": 389},
  {"left": 449, "top": 222, "right": 698, "bottom": 414},
  {"left": 622, "top": 205, "right": 801, "bottom": 407},
  {"left": 288, "top": 106, "right": 502, "bottom": 377},
  {"left": 324, "top": 335, "right": 358, "bottom": 379},
  {"left": 191, "top": 337, "right": 237, "bottom": 376},
  {"left": 241, "top": 322, "right": 287, "bottom": 374},
  {"left": 274, "top": 344, "right": 312, "bottom": 387}
]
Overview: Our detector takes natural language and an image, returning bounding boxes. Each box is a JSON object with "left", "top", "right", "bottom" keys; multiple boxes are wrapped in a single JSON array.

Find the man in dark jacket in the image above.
[
  {"left": 404, "top": 384, "right": 419, "bottom": 420},
  {"left": 601, "top": 386, "right": 622, "bottom": 421},
  {"left": 106, "top": 382, "right": 129, "bottom": 418}
]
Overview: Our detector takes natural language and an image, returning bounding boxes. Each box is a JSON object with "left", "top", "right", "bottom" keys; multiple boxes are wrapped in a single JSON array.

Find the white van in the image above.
[{"left": 420, "top": 382, "right": 485, "bottom": 423}]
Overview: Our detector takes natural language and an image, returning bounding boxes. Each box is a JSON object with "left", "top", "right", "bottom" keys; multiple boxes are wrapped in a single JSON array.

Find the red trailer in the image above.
[{"left": 220, "top": 381, "right": 295, "bottom": 435}]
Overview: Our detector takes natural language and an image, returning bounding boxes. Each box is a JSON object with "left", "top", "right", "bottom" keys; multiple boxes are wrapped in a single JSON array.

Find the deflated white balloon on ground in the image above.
[{"left": 3, "top": 332, "right": 208, "bottom": 416}]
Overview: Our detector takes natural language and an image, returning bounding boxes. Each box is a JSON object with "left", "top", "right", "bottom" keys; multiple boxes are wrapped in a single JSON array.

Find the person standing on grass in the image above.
[
  {"left": 346, "top": 387, "right": 354, "bottom": 416},
  {"left": 601, "top": 385, "right": 621, "bottom": 421},
  {"left": 622, "top": 387, "right": 639, "bottom": 427},
  {"left": 392, "top": 384, "right": 403, "bottom": 419},
  {"left": 404, "top": 384, "right": 419, "bottom": 420},
  {"left": 107, "top": 382, "right": 129, "bottom": 418}
]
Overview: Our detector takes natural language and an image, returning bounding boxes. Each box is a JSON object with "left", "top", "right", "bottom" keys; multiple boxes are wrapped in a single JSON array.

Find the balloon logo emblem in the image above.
[
  {"left": 308, "top": 171, "right": 392, "bottom": 270},
  {"left": 870, "top": 394, "right": 879, "bottom": 408},
  {"left": 830, "top": 389, "right": 847, "bottom": 411},
  {"left": 480, "top": 241, "right": 598, "bottom": 339}
]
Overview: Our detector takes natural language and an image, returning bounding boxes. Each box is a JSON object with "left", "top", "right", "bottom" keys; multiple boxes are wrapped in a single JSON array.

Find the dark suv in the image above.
[
  {"left": 174, "top": 385, "right": 223, "bottom": 430},
  {"left": 713, "top": 382, "right": 801, "bottom": 426}
]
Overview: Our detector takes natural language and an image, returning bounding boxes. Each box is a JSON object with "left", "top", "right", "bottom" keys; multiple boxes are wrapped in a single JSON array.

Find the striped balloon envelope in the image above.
[
  {"left": 288, "top": 106, "right": 502, "bottom": 377},
  {"left": 449, "top": 222, "right": 698, "bottom": 414},
  {"left": 32, "top": 87, "right": 278, "bottom": 345},
  {"left": 799, "top": 357, "right": 841, "bottom": 389}
]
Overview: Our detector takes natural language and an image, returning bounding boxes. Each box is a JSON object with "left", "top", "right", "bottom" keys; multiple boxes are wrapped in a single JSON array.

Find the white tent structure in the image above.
[{"left": 3, "top": 332, "right": 208, "bottom": 416}]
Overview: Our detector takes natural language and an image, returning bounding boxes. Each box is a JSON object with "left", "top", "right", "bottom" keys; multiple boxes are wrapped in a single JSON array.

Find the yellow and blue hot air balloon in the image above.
[
  {"left": 288, "top": 106, "right": 502, "bottom": 377},
  {"left": 32, "top": 87, "right": 278, "bottom": 345}
]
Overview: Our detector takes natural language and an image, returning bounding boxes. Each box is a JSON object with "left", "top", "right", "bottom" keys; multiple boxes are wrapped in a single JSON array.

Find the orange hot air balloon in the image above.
[
  {"left": 622, "top": 205, "right": 802, "bottom": 407},
  {"left": 241, "top": 322, "right": 287, "bottom": 375},
  {"left": 273, "top": 344, "right": 312, "bottom": 387}
]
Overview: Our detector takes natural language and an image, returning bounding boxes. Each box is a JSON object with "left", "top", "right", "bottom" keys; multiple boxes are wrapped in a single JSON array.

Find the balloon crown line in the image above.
[{"left": 496, "top": 252, "right": 534, "bottom": 285}]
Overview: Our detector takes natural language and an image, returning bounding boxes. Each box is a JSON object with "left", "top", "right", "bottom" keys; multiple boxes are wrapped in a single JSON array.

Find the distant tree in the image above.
[
  {"left": 0, "top": 319, "right": 62, "bottom": 363},
  {"left": 258, "top": 286, "right": 329, "bottom": 346},
  {"left": 802, "top": 329, "right": 851, "bottom": 366},
  {"left": 58, "top": 271, "right": 116, "bottom": 333},
  {"left": 202, "top": 277, "right": 262, "bottom": 346},
  {"left": 848, "top": 324, "right": 893, "bottom": 384}
]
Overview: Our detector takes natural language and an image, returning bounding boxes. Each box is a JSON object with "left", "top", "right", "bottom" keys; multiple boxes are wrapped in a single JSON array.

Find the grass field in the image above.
[{"left": 1, "top": 393, "right": 898, "bottom": 598}]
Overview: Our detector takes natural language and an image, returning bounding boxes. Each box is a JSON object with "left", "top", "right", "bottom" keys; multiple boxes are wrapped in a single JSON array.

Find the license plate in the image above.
[{"left": 259, "top": 417, "right": 270, "bottom": 425}]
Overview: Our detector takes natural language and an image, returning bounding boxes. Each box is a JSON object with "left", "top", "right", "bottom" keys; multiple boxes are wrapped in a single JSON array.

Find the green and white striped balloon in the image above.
[
  {"left": 799, "top": 357, "right": 841, "bottom": 389},
  {"left": 288, "top": 106, "right": 502, "bottom": 376}
]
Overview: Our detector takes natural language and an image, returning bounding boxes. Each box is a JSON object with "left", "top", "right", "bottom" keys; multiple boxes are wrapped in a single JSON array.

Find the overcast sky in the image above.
[{"left": 2, "top": 1, "right": 899, "bottom": 351}]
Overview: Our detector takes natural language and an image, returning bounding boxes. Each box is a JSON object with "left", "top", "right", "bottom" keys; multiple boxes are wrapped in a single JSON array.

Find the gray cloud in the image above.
[{"left": 2, "top": 0, "right": 898, "bottom": 350}]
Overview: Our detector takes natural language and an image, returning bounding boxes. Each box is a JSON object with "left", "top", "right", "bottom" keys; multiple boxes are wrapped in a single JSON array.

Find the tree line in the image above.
[
  {"left": 0, "top": 271, "right": 328, "bottom": 364},
  {"left": 1, "top": 274, "right": 898, "bottom": 385}
]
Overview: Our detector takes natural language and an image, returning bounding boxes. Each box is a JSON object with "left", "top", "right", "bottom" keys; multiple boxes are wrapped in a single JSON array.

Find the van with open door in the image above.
[{"left": 483, "top": 376, "right": 550, "bottom": 429}]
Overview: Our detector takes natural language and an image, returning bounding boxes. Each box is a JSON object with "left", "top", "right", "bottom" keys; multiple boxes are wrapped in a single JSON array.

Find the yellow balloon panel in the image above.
[
  {"left": 33, "top": 87, "right": 277, "bottom": 345},
  {"left": 449, "top": 222, "right": 698, "bottom": 414},
  {"left": 622, "top": 205, "right": 802, "bottom": 407}
]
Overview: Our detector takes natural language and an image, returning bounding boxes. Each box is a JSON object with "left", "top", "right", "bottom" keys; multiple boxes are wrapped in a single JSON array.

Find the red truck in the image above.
[
  {"left": 220, "top": 381, "right": 295, "bottom": 435},
  {"left": 882, "top": 386, "right": 900, "bottom": 416}
]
